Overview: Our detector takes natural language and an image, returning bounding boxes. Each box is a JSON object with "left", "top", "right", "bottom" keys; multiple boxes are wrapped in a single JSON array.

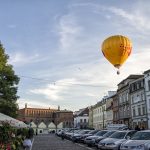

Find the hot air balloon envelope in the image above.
[{"left": 101, "top": 35, "right": 132, "bottom": 71}]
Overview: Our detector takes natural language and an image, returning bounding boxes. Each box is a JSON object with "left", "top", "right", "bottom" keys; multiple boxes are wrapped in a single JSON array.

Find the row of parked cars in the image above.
[{"left": 56, "top": 128, "right": 150, "bottom": 150}]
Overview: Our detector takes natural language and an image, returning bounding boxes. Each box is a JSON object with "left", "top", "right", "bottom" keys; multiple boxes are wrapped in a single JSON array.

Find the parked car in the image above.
[
  {"left": 71, "top": 130, "right": 91, "bottom": 142},
  {"left": 120, "top": 130, "right": 150, "bottom": 150},
  {"left": 95, "top": 130, "right": 116, "bottom": 148},
  {"left": 64, "top": 129, "right": 81, "bottom": 140},
  {"left": 98, "top": 130, "right": 137, "bottom": 150},
  {"left": 85, "top": 130, "right": 108, "bottom": 146},
  {"left": 79, "top": 129, "right": 100, "bottom": 143}
]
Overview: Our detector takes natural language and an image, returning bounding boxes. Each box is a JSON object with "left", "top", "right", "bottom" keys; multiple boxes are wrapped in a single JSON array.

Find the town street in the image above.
[{"left": 32, "top": 134, "right": 95, "bottom": 150}]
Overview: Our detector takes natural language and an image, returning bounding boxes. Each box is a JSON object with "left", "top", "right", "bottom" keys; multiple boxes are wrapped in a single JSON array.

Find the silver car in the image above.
[
  {"left": 95, "top": 130, "right": 116, "bottom": 148},
  {"left": 85, "top": 130, "right": 108, "bottom": 146},
  {"left": 98, "top": 130, "right": 136, "bottom": 150},
  {"left": 120, "top": 130, "right": 150, "bottom": 150}
]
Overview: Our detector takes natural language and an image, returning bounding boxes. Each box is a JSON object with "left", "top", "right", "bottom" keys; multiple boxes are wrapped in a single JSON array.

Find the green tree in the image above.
[{"left": 0, "top": 42, "right": 20, "bottom": 118}]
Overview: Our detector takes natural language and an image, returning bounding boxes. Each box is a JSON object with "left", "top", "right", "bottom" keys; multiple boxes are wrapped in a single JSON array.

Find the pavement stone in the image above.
[{"left": 32, "top": 134, "right": 95, "bottom": 150}]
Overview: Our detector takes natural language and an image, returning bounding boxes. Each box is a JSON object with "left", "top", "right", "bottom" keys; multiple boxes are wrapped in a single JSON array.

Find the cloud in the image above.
[
  {"left": 12, "top": 1, "right": 150, "bottom": 111},
  {"left": 20, "top": 46, "right": 150, "bottom": 111},
  {"left": 17, "top": 98, "right": 57, "bottom": 109},
  {"left": 70, "top": 2, "right": 150, "bottom": 34},
  {"left": 8, "top": 24, "right": 17, "bottom": 29},
  {"left": 29, "top": 78, "right": 78, "bottom": 101},
  {"left": 57, "top": 13, "right": 82, "bottom": 50},
  {"left": 9, "top": 52, "right": 48, "bottom": 67},
  {"left": 124, "top": 49, "right": 150, "bottom": 73},
  {"left": 106, "top": 6, "right": 150, "bottom": 32}
]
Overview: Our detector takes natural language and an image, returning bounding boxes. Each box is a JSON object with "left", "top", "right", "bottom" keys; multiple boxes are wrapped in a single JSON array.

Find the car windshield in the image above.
[
  {"left": 89, "top": 130, "right": 99, "bottom": 134},
  {"left": 79, "top": 130, "right": 90, "bottom": 134},
  {"left": 131, "top": 132, "right": 150, "bottom": 140},
  {"left": 103, "top": 131, "right": 116, "bottom": 138},
  {"left": 109, "top": 132, "right": 126, "bottom": 139},
  {"left": 95, "top": 131, "right": 108, "bottom": 136}
]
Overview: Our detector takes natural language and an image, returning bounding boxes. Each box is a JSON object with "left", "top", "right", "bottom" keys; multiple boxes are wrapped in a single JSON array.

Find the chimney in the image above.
[
  {"left": 25, "top": 103, "right": 27, "bottom": 109},
  {"left": 58, "top": 105, "right": 60, "bottom": 111}
]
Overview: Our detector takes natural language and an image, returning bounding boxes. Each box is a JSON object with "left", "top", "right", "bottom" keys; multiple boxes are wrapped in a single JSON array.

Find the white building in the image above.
[
  {"left": 106, "top": 94, "right": 116, "bottom": 125},
  {"left": 74, "top": 107, "right": 89, "bottom": 129},
  {"left": 144, "top": 69, "right": 150, "bottom": 129},
  {"left": 93, "top": 91, "right": 116, "bottom": 129},
  {"left": 93, "top": 101, "right": 106, "bottom": 129},
  {"left": 88, "top": 106, "right": 93, "bottom": 129},
  {"left": 129, "top": 75, "right": 147, "bottom": 129}
]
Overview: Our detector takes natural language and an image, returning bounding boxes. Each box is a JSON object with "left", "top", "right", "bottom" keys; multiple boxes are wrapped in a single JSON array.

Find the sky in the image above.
[{"left": 0, "top": 0, "right": 150, "bottom": 111}]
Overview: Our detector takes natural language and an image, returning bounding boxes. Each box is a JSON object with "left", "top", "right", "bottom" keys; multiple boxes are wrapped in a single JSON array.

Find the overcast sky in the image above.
[{"left": 0, "top": 0, "right": 150, "bottom": 111}]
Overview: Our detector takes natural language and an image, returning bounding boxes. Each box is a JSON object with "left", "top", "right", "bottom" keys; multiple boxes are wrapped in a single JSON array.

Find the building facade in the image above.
[
  {"left": 93, "top": 99, "right": 106, "bottom": 129},
  {"left": 54, "top": 110, "right": 73, "bottom": 128},
  {"left": 74, "top": 107, "right": 89, "bottom": 129},
  {"left": 112, "top": 94, "right": 119, "bottom": 124},
  {"left": 106, "top": 95, "right": 114, "bottom": 125},
  {"left": 144, "top": 69, "right": 150, "bottom": 129},
  {"left": 88, "top": 106, "right": 93, "bottom": 129},
  {"left": 117, "top": 75, "right": 143, "bottom": 127},
  {"left": 129, "top": 76, "right": 147, "bottom": 129},
  {"left": 18, "top": 104, "right": 56, "bottom": 124},
  {"left": 17, "top": 104, "right": 73, "bottom": 129}
]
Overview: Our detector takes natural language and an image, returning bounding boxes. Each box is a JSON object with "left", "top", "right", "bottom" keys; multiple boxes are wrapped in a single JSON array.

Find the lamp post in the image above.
[{"left": 102, "top": 106, "right": 105, "bottom": 129}]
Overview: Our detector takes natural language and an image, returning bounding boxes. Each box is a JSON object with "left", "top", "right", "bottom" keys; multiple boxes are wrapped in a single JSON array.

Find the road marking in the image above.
[
  {"left": 31, "top": 138, "right": 34, "bottom": 150},
  {"left": 75, "top": 143, "right": 94, "bottom": 150}
]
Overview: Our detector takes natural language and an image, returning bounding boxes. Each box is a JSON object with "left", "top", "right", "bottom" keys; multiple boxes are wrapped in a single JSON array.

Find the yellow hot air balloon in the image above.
[{"left": 101, "top": 35, "right": 132, "bottom": 74}]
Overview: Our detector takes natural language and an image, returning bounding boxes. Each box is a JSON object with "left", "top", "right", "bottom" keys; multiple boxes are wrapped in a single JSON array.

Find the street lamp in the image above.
[{"left": 102, "top": 106, "right": 105, "bottom": 129}]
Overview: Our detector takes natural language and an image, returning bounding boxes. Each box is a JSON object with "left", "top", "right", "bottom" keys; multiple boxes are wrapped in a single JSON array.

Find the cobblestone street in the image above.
[{"left": 32, "top": 134, "right": 95, "bottom": 150}]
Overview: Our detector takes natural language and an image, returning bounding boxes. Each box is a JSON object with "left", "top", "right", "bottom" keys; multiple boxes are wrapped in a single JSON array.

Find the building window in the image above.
[
  {"left": 133, "top": 108, "right": 136, "bottom": 117},
  {"left": 139, "top": 82, "right": 142, "bottom": 88},
  {"left": 138, "top": 106, "right": 141, "bottom": 116},
  {"left": 124, "top": 106, "right": 126, "bottom": 112},
  {"left": 80, "top": 119, "right": 82, "bottom": 123},
  {"left": 148, "top": 80, "right": 150, "bottom": 91},
  {"left": 142, "top": 105, "right": 146, "bottom": 115},
  {"left": 131, "top": 96, "right": 134, "bottom": 104},
  {"left": 133, "top": 83, "right": 136, "bottom": 90},
  {"left": 141, "top": 80, "right": 144, "bottom": 87},
  {"left": 84, "top": 119, "right": 86, "bottom": 123},
  {"left": 119, "top": 96, "right": 122, "bottom": 103},
  {"left": 126, "top": 93, "right": 128, "bottom": 101},
  {"left": 141, "top": 93, "right": 144, "bottom": 101},
  {"left": 27, "top": 110, "right": 28, "bottom": 115},
  {"left": 127, "top": 106, "right": 130, "bottom": 115},
  {"left": 137, "top": 83, "right": 139, "bottom": 89}
]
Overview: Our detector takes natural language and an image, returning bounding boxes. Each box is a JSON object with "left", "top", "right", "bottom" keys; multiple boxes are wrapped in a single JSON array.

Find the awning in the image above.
[{"left": 0, "top": 113, "right": 27, "bottom": 128}]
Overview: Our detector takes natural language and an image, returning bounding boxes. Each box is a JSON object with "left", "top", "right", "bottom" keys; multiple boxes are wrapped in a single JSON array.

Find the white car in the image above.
[
  {"left": 98, "top": 130, "right": 136, "bottom": 150},
  {"left": 120, "top": 130, "right": 150, "bottom": 150}
]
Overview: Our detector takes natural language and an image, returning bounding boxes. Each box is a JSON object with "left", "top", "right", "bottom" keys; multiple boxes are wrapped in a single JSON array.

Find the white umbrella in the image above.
[{"left": 0, "top": 113, "right": 27, "bottom": 128}]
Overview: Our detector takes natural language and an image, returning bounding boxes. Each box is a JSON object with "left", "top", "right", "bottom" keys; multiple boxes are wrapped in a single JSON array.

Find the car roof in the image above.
[
  {"left": 115, "top": 130, "right": 135, "bottom": 132},
  {"left": 137, "top": 130, "right": 150, "bottom": 132}
]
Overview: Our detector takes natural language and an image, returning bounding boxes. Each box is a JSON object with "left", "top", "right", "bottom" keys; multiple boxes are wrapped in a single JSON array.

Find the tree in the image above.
[{"left": 0, "top": 42, "right": 20, "bottom": 118}]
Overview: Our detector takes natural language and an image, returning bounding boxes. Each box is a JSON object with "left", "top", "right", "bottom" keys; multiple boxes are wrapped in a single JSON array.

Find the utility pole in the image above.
[{"left": 102, "top": 106, "right": 105, "bottom": 129}]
